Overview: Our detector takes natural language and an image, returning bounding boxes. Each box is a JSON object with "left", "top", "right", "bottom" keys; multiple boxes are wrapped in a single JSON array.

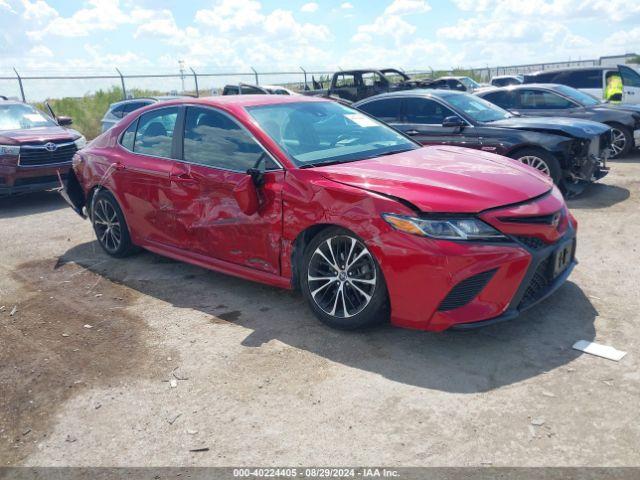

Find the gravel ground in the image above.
[{"left": 1, "top": 155, "right": 639, "bottom": 467}]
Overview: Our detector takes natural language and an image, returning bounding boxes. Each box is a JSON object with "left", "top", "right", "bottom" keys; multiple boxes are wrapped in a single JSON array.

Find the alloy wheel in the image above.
[
  {"left": 93, "top": 198, "right": 122, "bottom": 253},
  {"left": 608, "top": 128, "right": 627, "bottom": 158},
  {"left": 307, "top": 235, "right": 377, "bottom": 318},
  {"left": 517, "top": 155, "right": 551, "bottom": 176}
]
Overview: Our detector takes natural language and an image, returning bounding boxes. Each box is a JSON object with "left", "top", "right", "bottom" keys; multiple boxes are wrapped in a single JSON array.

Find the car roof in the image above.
[
  {"left": 146, "top": 94, "right": 329, "bottom": 109},
  {"left": 478, "top": 83, "right": 567, "bottom": 94},
  {"left": 528, "top": 66, "right": 609, "bottom": 75},
  {"left": 358, "top": 88, "right": 464, "bottom": 101}
]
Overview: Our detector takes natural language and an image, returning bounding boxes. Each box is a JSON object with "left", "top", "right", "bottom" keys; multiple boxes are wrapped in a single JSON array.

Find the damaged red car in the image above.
[{"left": 60, "top": 95, "right": 577, "bottom": 331}]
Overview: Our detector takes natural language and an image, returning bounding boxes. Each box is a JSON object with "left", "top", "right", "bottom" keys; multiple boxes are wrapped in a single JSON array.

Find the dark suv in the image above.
[{"left": 0, "top": 99, "right": 85, "bottom": 196}]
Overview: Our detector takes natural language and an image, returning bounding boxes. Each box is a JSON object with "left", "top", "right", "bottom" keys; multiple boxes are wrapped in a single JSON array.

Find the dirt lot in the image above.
[{"left": 1, "top": 155, "right": 639, "bottom": 467}]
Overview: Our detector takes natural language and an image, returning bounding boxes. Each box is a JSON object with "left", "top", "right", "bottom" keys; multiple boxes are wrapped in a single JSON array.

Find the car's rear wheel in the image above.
[
  {"left": 607, "top": 124, "right": 632, "bottom": 158},
  {"left": 510, "top": 148, "right": 562, "bottom": 184},
  {"left": 91, "top": 190, "right": 137, "bottom": 258},
  {"left": 301, "top": 227, "right": 389, "bottom": 330}
]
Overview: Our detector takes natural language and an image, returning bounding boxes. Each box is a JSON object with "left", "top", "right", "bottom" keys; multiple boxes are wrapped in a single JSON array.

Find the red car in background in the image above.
[
  {"left": 0, "top": 98, "right": 85, "bottom": 196},
  {"left": 60, "top": 95, "right": 576, "bottom": 331}
]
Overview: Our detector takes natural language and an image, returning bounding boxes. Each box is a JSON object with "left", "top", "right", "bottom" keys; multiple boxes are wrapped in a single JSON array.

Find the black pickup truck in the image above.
[{"left": 303, "top": 69, "right": 437, "bottom": 104}]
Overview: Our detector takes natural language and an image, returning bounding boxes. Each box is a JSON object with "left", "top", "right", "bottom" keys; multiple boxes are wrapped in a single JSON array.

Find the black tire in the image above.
[
  {"left": 300, "top": 227, "right": 390, "bottom": 330},
  {"left": 91, "top": 189, "right": 137, "bottom": 258},
  {"left": 510, "top": 147, "right": 562, "bottom": 184},
  {"left": 607, "top": 123, "right": 633, "bottom": 158}
]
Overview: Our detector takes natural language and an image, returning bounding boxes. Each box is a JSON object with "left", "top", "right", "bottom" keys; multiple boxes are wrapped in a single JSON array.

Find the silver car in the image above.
[{"left": 100, "top": 96, "right": 183, "bottom": 133}]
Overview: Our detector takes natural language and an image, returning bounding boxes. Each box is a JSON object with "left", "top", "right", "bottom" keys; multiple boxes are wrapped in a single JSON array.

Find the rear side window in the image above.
[
  {"left": 358, "top": 99, "right": 401, "bottom": 122},
  {"left": 133, "top": 107, "right": 179, "bottom": 158},
  {"left": 516, "top": 89, "right": 574, "bottom": 109},
  {"left": 109, "top": 104, "right": 126, "bottom": 119},
  {"left": 564, "top": 70, "right": 602, "bottom": 89},
  {"left": 524, "top": 72, "right": 555, "bottom": 83},
  {"left": 620, "top": 66, "right": 640, "bottom": 87},
  {"left": 123, "top": 101, "right": 153, "bottom": 115},
  {"left": 481, "top": 91, "right": 516, "bottom": 109},
  {"left": 183, "top": 107, "right": 276, "bottom": 172},
  {"left": 404, "top": 98, "right": 456, "bottom": 124}
]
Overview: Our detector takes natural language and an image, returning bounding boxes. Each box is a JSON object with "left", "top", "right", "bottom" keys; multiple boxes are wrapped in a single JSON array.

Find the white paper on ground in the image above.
[{"left": 572, "top": 340, "right": 627, "bottom": 361}]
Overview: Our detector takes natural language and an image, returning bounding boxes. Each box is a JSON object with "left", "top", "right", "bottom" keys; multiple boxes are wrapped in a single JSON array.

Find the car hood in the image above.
[
  {"left": 598, "top": 103, "right": 640, "bottom": 117},
  {"left": 0, "top": 126, "right": 81, "bottom": 145},
  {"left": 489, "top": 116, "right": 610, "bottom": 138},
  {"left": 314, "top": 146, "right": 553, "bottom": 213}
]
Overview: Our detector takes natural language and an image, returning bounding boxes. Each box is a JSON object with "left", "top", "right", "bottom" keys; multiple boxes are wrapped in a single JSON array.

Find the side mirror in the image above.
[
  {"left": 442, "top": 116, "right": 465, "bottom": 128},
  {"left": 233, "top": 169, "right": 266, "bottom": 216},
  {"left": 58, "top": 116, "right": 73, "bottom": 126}
]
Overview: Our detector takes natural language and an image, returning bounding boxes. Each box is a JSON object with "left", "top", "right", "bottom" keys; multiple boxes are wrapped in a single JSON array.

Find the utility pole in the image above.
[{"left": 179, "top": 60, "right": 185, "bottom": 93}]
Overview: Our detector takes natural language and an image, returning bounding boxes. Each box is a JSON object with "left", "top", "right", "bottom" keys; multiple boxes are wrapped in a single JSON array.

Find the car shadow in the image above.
[
  {"left": 58, "top": 241, "right": 597, "bottom": 394},
  {"left": 0, "top": 191, "right": 68, "bottom": 219},
  {"left": 567, "top": 183, "right": 630, "bottom": 210}
]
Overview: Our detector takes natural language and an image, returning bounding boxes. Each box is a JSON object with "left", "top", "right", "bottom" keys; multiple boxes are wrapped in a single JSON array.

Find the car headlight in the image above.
[
  {"left": 382, "top": 213, "right": 507, "bottom": 240},
  {"left": 0, "top": 145, "right": 20, "bottom": 156},
  {"left": 74, "top": 136, "right": 87, "bottom": 150}
]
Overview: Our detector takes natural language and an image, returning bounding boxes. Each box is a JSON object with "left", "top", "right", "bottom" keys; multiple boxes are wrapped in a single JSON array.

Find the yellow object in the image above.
[{"left": 605, "top": 74, "right": 623, "bottom": 103}]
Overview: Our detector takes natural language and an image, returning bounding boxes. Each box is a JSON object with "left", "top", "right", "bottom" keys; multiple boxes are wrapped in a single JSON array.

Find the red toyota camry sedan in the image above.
[{"left": 60, "top": 95, "right": 576, "bottom": 331}]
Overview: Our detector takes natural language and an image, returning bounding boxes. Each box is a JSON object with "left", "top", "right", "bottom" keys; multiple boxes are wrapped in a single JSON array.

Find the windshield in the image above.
[
  {"left": 0, "top": 103, "right": 57, "bottom": 131},
  {"left": 554, "top": 85, "right": 600, "bottom": 106},
  {"left": 458, "top": 77, "right": 481, "bottom": 89},
  {"left": 442, "top": 93, "right": 512, "bottom": 123},
  {"left": 246, "top": 101, "right": 418, "bottom": 167}
]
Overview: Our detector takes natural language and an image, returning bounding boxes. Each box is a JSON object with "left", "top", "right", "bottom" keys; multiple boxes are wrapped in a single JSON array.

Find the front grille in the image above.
[
  {"left": 438, "top": 269, "right": 497, "bottom": 311},
  {"left": 518, "top": 257, "right": 553, "bottom": 309},
  {"left": 500, "top": 211, "right": 561, "bottom": 225},
  {"left": 19, "top": 142, "right": 76, "bottom": 167},
  {"left": 514, "top": 235, "right": 547, "bottom": 250},
  {"left": 13, "top": 175, "right": 65, "bottom": 187},
  {"left": 0, "top": 177, "right": 5, "bottom": 185}
]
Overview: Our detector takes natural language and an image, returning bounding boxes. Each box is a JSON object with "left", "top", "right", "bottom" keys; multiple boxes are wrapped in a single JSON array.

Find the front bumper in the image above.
[
  {"left": 451, "top": 233, "right": 576, "bottom": 330},
  {"left": 0, "top": 164, "right": 71, "bottom": 196}
]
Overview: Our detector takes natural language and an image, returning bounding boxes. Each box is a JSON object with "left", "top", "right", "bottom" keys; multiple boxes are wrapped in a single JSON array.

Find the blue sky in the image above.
[{"left": 1, "top": 0, "right": 639, "bottom": 98}]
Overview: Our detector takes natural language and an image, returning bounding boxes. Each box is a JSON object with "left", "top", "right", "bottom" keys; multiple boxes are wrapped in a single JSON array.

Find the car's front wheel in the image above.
[
  {"left": 91, "top": 190, "right": 137, "bottom": 258},
  {"left": 510, "top": 148, "right": 562, "bottom": 184},
  {"left": 607, "top": 124, "right": 632, "bottom": 158},
  {"left": 301, "top": 228, "right": 389, "bottom": 330}
]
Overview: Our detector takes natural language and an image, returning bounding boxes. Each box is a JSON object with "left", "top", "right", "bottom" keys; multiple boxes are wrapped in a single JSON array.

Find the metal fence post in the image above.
[
  {"left": 190, "top": 67, "right": 199, "bottom": 97},
  {"left": 115, "top": 68, "right": 126, "bottom": 100},
  {"left": 251, "top": 67, "right": 259, "bottom": 85},
  {"left": 300, "top": 67, "right": 307, "bottom": 90},
  {"left": 13, "top": 68, "right": 26, "bottom": 102}
]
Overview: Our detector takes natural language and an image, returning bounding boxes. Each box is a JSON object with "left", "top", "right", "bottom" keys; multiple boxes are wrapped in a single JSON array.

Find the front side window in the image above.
[
  {"left": 516, "top": 90, "right": 575, "bottom": 109},
  {"left": 133, "top": 107, "right": 178, "bottom": 158},
  {"left": 404, "top": 98, "right": 456, "bottom": 124},
  {"left": 620, "top": 66, "right": 640, "bottom": 88},
  {"left": 335, "top": 74, "right": 356, "bottom": 88},
  {"left": 183, "top": 107, "right": 276, "bottom": 171},
  {"left": 246, "top": 101, "right": 417, "bottom": 167},
  {"left": 441, "top": 93, "right": 511, "bottom": 123},
  {"left": 357, "top": 99, "right": 401, "bottom": 123},
  {"left": 481, "top": 91, "right": 516, "bottom": 109},
  {"left": 0, "top": 104, "right": 57, "bottom": 131}
]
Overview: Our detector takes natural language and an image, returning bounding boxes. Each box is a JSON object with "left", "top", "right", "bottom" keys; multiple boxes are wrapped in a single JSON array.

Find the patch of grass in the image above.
[{"left": 34, "top": 86, "right": 161, "bottom": 140}]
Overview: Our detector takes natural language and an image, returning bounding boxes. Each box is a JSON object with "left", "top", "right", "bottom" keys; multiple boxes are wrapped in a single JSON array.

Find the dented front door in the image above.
[{"left": 169, "top": 105, "right": 284, "bottom": 275}]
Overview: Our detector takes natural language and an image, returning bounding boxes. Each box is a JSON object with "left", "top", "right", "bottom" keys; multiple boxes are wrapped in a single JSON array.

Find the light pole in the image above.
[{"left": 179, "top": 60, "right": 185, "bottom": 93}]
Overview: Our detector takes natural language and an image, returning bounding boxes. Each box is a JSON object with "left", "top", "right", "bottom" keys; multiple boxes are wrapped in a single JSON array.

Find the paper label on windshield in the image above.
[
  {"left": 346, "top": 113, "right": 378, "bottom": 127},
  {"left": 25, "top": 113, "right": 46, "bottom": 122}
]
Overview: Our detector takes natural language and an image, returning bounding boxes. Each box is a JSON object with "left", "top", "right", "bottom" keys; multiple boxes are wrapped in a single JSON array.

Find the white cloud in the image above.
[
  {"left": 195, "top": 0, "right": 264, "bottom": 32},
  {"left": 340, "top": 2, "right": 354, "bottom": 9},
  {"left": 29, "top": 44, "right": 53, "bottom": 57},
  {"left": 301, "top": 2, "right": 319, "bottom": 13},
  {"left": 20, "top": 0, "right": 56, "bottom": 21},
  {"left": 352, "top": 14, "right": 416, "bottom": 44},
  {"left": 384, "top": 0, "right": 431, "bottom": 15},
  {"left": 1, "top": 0, "right": 15, "bottom": 13}
]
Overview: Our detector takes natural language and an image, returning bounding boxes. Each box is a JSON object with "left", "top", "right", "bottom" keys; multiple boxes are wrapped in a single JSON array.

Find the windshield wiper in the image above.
[
  {"left": 299, "top": 159, "right": 358, "bottom": 169},
  {"left": 369, "top": 148, "right": 415, "bottom": 158}
]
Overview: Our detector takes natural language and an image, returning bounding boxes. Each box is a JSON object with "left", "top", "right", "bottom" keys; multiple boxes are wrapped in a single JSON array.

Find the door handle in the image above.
[
  {"left": 405, "top": 130, "right": 420, "bottom": 136},
  {"left": 170, "top": 172, "right": 196, "bottom": 182}
]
